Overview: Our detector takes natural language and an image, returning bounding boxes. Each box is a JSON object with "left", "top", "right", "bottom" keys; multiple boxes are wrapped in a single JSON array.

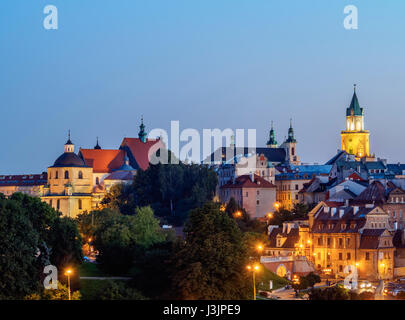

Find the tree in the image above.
[
  {"left": 93, "top": 206, "right": 166, "bottom": 275},
  {"left": 98, "top": 280, "right": 147, "bottom": 300},
  {"left": 48, "top": 217, "right": 83, "bottom": 268},
  {"left": 25, "top": 282, "right": 81, "bottom": 300},
  {"left": 171, "top": 202, "right": 251, "bottom": 300},
  {"left": 0, "top": 196, "right": 41, "bottom": 299},
  {"left": 0, "top": 193, "right": 84, "bottom": 299},
  {"left": 100, "top": 184, "right": 135, "bottom": 215},
  {"left": 76, "top": 208, "right": 121, "bottom": 243},
  {"left": 308, "top": 285, "right": 350, "bottom": 300}
]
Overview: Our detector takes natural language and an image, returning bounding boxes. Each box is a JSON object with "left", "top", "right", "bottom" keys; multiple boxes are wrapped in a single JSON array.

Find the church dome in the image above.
[{"left": 53, "top": 152, "right": 87, "bottom": 167}]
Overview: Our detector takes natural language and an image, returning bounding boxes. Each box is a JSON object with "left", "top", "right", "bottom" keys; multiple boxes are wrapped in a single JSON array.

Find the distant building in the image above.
[
  {"left": 275, "top": 164, "right": 333, "bottom": 210},
  {"left": 219, "top": 174, "right": 276, "bottom": 219},
  {"left": 0, "top": 173, "right": 47, "bottom": 197}
]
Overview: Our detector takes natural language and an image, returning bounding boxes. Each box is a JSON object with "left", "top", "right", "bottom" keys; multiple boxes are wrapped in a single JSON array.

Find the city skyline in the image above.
[{"left": 2, "top": 0, "right": 405, "bottom": 174}]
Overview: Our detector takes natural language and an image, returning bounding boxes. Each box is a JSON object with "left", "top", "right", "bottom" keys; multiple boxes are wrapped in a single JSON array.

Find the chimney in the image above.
[{"left": 250, "top": 172, "right": 254, "bottom": 182}]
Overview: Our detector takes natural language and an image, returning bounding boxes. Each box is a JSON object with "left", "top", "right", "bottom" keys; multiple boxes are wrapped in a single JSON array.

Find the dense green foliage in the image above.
[
  {"left": 92, "top": 206, "right": 167, "bottom": 275},
  {"left": 171, "top": 202, "right": 251, "bottom": 300},
  {"left": 25, "top": 282, "right": 81, "bottom": 300},
  {"left": 0, "top": 193, "right": 83, "bottom": 299},
  {"left": 308, "top": 285, "right": 350, "bottom": 300},
  {"left": 268, "top": 203, "right": 311, "bottom": 226},
  {"left": 101, "top": 163, "right": 218, "bottom": 225}
]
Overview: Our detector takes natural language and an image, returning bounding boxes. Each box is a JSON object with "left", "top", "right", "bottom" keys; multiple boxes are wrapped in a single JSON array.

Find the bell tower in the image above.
[{"left": 341, "top": 85, "right": 373, "bottom": 160}]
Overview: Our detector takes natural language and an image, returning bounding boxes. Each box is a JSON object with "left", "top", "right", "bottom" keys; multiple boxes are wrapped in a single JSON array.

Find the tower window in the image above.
[
  {"left": 96, "top": 177, "right": 100, "bottom": 185},
  {"left": 292, "top": 147, "right": 295, "bottom": 156},
  {"left": 79, "top": 199, "right": 82, "bottom": 210},
  {"left": 78, "top": 171, "right": 83, "bottom": 179},
  {"left": 55, "top": 171, "right": 59, "bottom": 179},
  {"left": 57, "top": 200, "right": 60, "bottom": 210},
  {"left": 64, "top": 171, "right": 69, "bottom": 179}
]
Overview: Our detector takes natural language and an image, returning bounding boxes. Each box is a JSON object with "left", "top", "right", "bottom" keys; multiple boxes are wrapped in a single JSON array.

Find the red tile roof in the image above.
[
  {"left": 79, "top": 149, "right": 125, "bottom": 173},
  {"left": 0, "top": 173, "right": 48, "bottom": 187},
  {"left": 120, "top": 138, "right": 165, "bottom": 171},
  {"left": 220, "top": 174, "right": 276, "bottom": 189}
]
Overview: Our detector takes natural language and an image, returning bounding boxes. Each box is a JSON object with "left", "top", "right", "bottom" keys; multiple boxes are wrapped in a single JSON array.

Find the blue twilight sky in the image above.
[{"left": 1, "top": 0, "right": 405, "bottom": 174}]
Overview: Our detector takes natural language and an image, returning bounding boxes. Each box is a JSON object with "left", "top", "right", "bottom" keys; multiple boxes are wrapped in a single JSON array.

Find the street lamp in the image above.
[
  {"left": 234, "top": 211, "right": 242, "bottom": 218},
  {"left": 65, "top": 268, "right": 73, "bottom": 300},
  {"left": 267, "top": 212, "right": 273, "bottom": 219},
  {"left": 256, "top": 244, "right": 264, "bottom": 253},
  {"left": 247, "top": 264, "right": 260, "bottom": 300},
  {"left": 274, "top": 202, "right": 280, "bottom": 210}
]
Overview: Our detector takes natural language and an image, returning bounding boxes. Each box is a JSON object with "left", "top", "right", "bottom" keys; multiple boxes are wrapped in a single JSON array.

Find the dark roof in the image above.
[
  {"left": 359, "top": 235, "right": 381, "bottom": 249},
  {"left": 354, "top": 181, "right": 387, "bottom": 204},
  {"left": 0, "top": 173, "right": 48, "bottom": 187},
  {"left": 346, "top": 89, "right": 363, "bottom": 116},
  {"left": 387, "top": 164, "right": 405, "bottom": 175},
  {"left": 361, "top": 229, "right": 386, "bottom": 236},
  {"left": 208, "top": 147, "right": 286, "bottom": 164},
  {"left": 393, "top": 230, "right": 405, "bottom": 248},
  {"left": 325, "top": 150, "right": 348, "bottom": 165},
  {"left": 268, "top": 227, "right": 300, "bottom": 248},
  {"left": 221, "top": 174, "right": 276, "bottom": 189},
  {"left": 52, "top": 152, "right": 89, "bottom": 168}
]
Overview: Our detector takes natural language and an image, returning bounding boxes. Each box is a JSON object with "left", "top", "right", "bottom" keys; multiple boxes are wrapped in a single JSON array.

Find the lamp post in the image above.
[
  {"left": 247, "top": 264, "right": 260, "bottom": 300},
  {"left": 65, "top": 268, "right": 72, "bottom": 300}
]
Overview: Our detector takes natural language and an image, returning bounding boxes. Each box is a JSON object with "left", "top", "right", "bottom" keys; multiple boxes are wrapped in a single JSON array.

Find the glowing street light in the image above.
[
  {"left": 257, "top": 244, "right": 264, "bottom": 252},
  {"left": 234, "top": 211, "right": 242, "bottom": 218},
  {"left": 65, "top": 268, "right": 73, "bottom": 300},
  {"left": 220, "top": 204, "right": 226, "bottom": 212},
  {"left": 267, "top": 212, "right": 273, "bottom": 219},
  {"left": 274, "top": 202, "right": 280, "bottom": 210},
  {"left": 247, "top": 264, "right": 260, "bottom": 300}
]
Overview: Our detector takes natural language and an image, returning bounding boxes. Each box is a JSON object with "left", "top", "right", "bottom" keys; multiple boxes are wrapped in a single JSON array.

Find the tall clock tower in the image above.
[{"left": 341, "top": 85, "right": 373, "bottom": 160}]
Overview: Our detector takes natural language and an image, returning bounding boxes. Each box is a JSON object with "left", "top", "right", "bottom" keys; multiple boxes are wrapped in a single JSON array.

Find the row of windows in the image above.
[
  {"left": 49, "top": 199, "right": 83, "bottom": 210},
  {"left": 49, "top": 171, "right": 84, "bottom": 180},
  {"left": 278, "top": 184, "right": 300, "bottom": 191}
]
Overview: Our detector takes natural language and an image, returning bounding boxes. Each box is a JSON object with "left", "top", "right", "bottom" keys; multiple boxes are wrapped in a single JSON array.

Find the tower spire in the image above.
[
  {"left": 267, "top": 121, "right": 278, "bottom": 148},
  {"left": 138, "top": 116, "right": 147, "bottom": 143},
  {"left": 286, "top": 119, "right": 296, "bottom": 143},
  {"left": 94, "top": 136, "right": 101, "bottom": 149}
]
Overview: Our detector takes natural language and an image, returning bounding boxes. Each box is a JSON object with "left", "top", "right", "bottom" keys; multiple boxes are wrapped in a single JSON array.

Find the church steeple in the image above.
[
  {"left": 267, "top": 121, "right": 278, "bottom": 148},
  {"left": 64, "top": 130, "right": 74, "bottom": 153},
  {"left": 94, "top": 137, "right": 101, "bottom": 149},
  {"left": 138, "top": 116, "right": 147, "bottom": 143},
  {"left": 346, "top": 84, "right": 363, "bottom": 116},
  {"left": 286, "top": 118, "right": 296, "bottom": 143}
]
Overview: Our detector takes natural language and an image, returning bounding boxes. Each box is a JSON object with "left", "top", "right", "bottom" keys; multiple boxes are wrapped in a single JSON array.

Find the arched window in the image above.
[
  {"left": 55, "top": 171, "right": 58, "bottom": 179},
  {"left": 57, "top": 199, "right": 60, "bottom": 210},
  {"left": 78, "top": 171, "right": 83, "bottom": 179},
  {"left": 64, "top": 171, "right": 69, "bottom": 179},
  {"left": 50, "top": 200, "right": 53, "bottom": 207},
  {"left": 96, "top": 177, "right": 100, "bottom": 185},
  {"left": 49, "top": 172, "right": 52, "bottom": 179},
  {"left": 78, "top": 199, "right": 82, "bottom": 210}
]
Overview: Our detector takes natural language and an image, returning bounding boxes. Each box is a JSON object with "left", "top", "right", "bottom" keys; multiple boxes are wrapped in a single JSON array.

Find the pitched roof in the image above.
[
  {"left": 220, "top": 174, "right": 276, "bottom": 189},
  {"left": 104, "top": 171, "right": 134, "bottom": 181},
  {"left": 208, "top": 147, "right": 286, "bottom": 164},
  {"left": 268, "top": 227, "right": 300, "bottom": 248},
  {"left": 354, "top": 181, "right": 387, "bottom": 204},
  {"left": 346, "top": 89, "right": 363, "bottom": 116},
  {"left": 120, "top": 138, "right": 165, "bottom": 171},
  {"left": 0, "top": 173, "right": 48, "bottom": 187},
  {"left": 79, "top": 149, "right": 125, "bottom": 173}
]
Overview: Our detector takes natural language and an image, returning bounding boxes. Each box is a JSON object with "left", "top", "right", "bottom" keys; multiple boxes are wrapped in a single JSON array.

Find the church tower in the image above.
[
  {"left": 341, "top": 85, "right": 372, "bottom": 160},
  {"left": 266, "top": 121, "right": 278, "bottom": 148},
  {"left": 280, "top": 119, "right": 300, "bottom": 165},
  {"left": 138, "top": 116, "right": 147, "bottom": 143}
]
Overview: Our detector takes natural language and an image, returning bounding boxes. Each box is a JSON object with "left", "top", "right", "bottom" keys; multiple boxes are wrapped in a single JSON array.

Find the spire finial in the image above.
[
  {"left": 271, "top": 120, "right": 274, "bottom": 129},
  {"left": 354, "top": 83, "right": 357, "bottom": 92},
  {"left": 290, "top": 118, "right": 292, "bottom": 128},
  {"left": 94, "top": 136, "right": 101, "bottom": 149},
  {"left": 68, "top": 129, "right": 71, "bottom": 140}
]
